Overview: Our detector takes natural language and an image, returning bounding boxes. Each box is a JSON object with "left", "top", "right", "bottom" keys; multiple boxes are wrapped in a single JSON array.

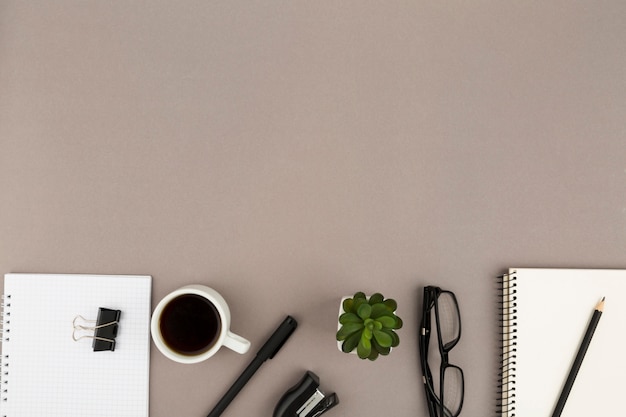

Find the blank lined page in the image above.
[{"left": 0, "top": 274, "right": 151, "bottom": 417}]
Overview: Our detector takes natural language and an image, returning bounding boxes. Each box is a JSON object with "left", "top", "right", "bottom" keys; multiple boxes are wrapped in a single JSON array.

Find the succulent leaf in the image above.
[
  {"left": 357, "top": 335, "right": 371, "bottom": 359},
  {"left": 368, "top": 293, "right": 384, "bottom": 305},
  {"left": 367, "top": 348, "right": 379, "bottom": 361},
  {"left": 342, "top": 331, "right": 361, "bottom": 353},
  {"left": 376, "top": 315, "right": 396, "bottom": 329},
  {"left": 373, "top": 329, "right": 393, "bottom": 347},
  {"left": 383, "top": 298, "right": 397, "bottom": 311},
  {"left": 357, "top": 303, "right": 372, "bottom": 320},
  {"left": 339, "top": 312, "right": 361, "bottom": 325},
  {"left": 353, "top": 292, "right": 367, "bottom": 301},
  {"left": 372, "top": 338, "right": 391, "bottom": 356},
  {"left": 342, "top": 298, "right": 355, "bottom": 313},
  {"left": 370, "top": 303, "right": 389, "bottom": 319},
  {"left": 336, "top": 322, "right": 364, "bottom": 340},
  {"left": 353, "top": 297, "right": 367, "bottom": 313},
  {"left": 384, "top": 329, "right": 400, "bottom": 347},
  {"left": 363, "top": 326, "right": 373, "bottom": 340}
]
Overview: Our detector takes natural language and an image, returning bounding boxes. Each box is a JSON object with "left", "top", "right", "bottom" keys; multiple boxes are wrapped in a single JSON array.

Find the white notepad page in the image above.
[
  {"left": 0, "top": 274, "right": 151, "bottom": 417},
  {"left": 505, "top": 268, "right": 626, "bottom": 417}
]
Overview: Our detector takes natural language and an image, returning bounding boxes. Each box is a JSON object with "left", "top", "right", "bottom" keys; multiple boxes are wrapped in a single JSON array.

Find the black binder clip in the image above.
[
  {"left": 273, "top": 371, "right": 338, "bottom": 417},
  {"left": 72, "top": 307, "right": 121, "bottom": 351}
]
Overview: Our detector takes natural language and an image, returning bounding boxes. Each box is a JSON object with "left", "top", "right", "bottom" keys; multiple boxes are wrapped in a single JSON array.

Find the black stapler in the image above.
[{"left": 273, "top": 371, "right": 338, "bottom": 417}]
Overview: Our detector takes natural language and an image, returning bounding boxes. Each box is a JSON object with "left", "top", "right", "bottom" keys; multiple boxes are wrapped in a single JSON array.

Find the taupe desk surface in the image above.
[{"left": 1, "top": 3, "right": 625, "bottom": 416}]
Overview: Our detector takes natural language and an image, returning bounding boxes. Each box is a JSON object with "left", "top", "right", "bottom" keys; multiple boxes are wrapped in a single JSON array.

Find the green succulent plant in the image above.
[{"left": 336, "top": 292, "right": 403, "bottom": 360}]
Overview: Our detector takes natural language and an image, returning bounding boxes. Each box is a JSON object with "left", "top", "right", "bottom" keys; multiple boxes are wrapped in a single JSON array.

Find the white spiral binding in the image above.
[
  {"left": 1, "top": 294, "right": 11, "bottom": 410},
  {"left": 497, "top": 273, "right": 517, "bottom": 416}
]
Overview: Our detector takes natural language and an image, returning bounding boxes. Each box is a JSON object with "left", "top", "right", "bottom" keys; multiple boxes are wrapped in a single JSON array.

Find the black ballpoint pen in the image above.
[{"left": 206, "top": 315, "right": 298, "bottom": 417}]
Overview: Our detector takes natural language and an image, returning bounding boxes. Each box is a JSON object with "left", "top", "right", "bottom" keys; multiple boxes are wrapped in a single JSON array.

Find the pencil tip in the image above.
[{"left": 597, "top": 297, "right": 605, "bottom": 311}]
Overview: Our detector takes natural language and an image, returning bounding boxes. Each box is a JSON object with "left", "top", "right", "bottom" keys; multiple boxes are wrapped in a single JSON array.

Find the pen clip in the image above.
[
  {"left": 268, "top": 316, "right": 298, "bottom": 359},
  {"left": 255, "top": 315, "right": 298, "bottom": 360}
]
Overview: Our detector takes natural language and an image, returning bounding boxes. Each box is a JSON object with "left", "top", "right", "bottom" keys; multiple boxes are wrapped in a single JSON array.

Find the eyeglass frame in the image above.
[{"left": 419, "top": 285, "right": 465, "bottom": 417}]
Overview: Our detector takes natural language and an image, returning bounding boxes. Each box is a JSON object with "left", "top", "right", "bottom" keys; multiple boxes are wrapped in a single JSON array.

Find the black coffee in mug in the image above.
[{"left": 159, "top": 294, "right": 222, "bottom": 356}]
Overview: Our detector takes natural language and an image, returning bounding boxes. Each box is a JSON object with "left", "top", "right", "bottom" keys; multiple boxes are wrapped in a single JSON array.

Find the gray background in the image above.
[{"left": 1, "top": 2, "right": 625, "bottom": 416}]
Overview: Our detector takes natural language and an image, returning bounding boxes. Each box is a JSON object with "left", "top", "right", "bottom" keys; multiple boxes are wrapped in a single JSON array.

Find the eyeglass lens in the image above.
[
  {"left": 436, "top": 292, "right": 460, "bottom": 350},
  {"left": 441, "top": 366, "right": 463, "bottom": 416}
]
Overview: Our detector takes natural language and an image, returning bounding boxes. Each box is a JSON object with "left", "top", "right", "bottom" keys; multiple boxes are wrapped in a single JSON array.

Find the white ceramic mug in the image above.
[{"left": 151, "top": 285, "right": 251, "bottom": 364}]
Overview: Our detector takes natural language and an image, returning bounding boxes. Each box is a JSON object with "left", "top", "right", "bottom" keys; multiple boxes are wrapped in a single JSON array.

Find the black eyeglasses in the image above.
[{"left": 419, "top": 286, "right": 464, "bottom": 417}]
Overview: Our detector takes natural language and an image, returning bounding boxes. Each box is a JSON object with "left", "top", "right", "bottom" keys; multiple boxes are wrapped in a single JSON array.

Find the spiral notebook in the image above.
[
  {"left": 0, "top": 273, "right": 152, "bottom": 417},
  {"left": 498, "top": 268, "right": 626, "bottom": 416}
]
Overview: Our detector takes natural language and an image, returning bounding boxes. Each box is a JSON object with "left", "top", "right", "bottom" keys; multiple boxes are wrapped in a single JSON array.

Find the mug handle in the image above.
[{"left": 223, "top": 331, "right": 251, "bottom": 354}]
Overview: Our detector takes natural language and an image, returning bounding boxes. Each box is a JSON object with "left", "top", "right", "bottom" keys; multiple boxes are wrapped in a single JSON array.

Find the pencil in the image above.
[{"left": 551, "top": 297, "right": 605, "bottom": 417}]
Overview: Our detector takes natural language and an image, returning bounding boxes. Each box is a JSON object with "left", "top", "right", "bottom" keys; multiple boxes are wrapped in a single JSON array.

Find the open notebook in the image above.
[
  {"left": 498, "top": 268, "right": 626, "bottom": 416},
  {"left": 0, "top": 273, "right": 151, "bottom": 417}
]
